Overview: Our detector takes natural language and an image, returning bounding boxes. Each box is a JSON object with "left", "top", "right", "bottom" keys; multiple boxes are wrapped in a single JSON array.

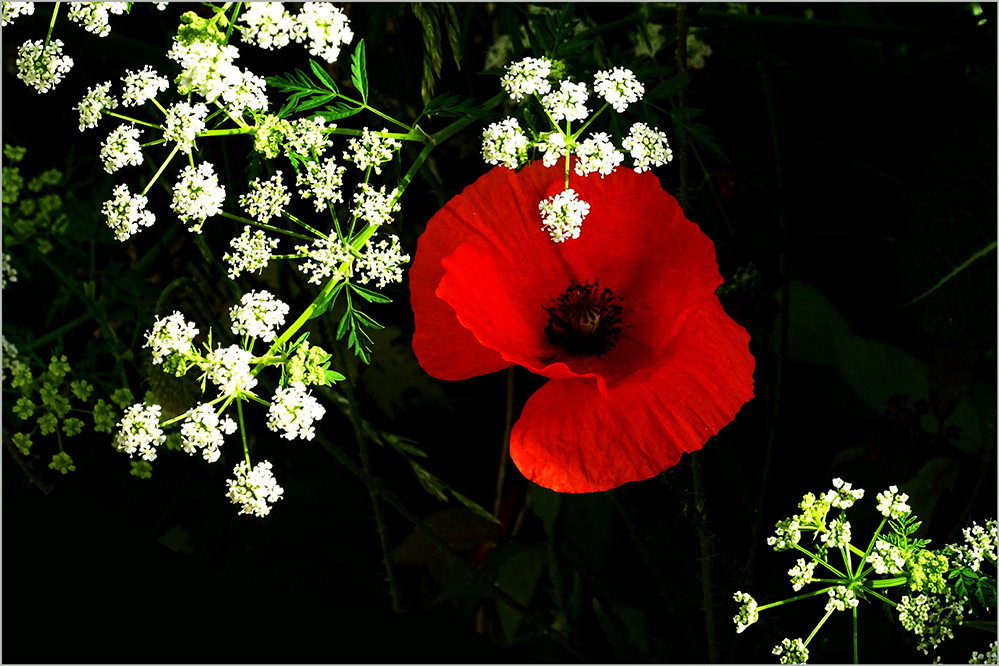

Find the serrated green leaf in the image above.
[
  {"left": 296, "top": 93, "right": 338, "bottom": 113},
  {"left": 323, "top": 369, "right": 345, "bottom": 385},
  {"left": 351, "top": 39, "right": 368, "bottom": 104},
  {"left": 310, "top": 281, "right": 345, "bottom": 320},
  {"left": 349, "top": 282, "right": 392, "bottom": 304},
  {"left": 315, "top": 103, "right": 362, "bottom": 123},
  {"left": 336, "top": 310, "right": 351, "bottom": 339},
  {"left": 450, "top": 487, "right": 500, "bottom": 524},
  {"left": 352, "top": 308, "right": 384, "bottom": 330},
  {"left": 309, "top": 59, "right": 339, "bottom": 93}
]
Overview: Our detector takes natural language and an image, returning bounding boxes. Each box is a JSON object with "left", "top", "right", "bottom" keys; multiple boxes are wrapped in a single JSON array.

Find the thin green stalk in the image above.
[
  {"left": 43, "top": 2, "right": 59, "bottom": 51},
  {"left": 142, "top": 145, "right": 180, "bottom": 197},
  {"left": 236, "top": 397, "right": 250, "bottom": 466},
  {"left": 219, "top": 211, "right": 315, "bottom": 243},
  {"left": 805, "top": 608, "right": 836, "bottom": 645},
  {"left": 492, "top": 366, "right": 516, "bottom": 517},
  {"left": 853, "top": 606, "right": 859, "bottom": 664},
  {"left": 315, "top": 430, "right": 588, "bottom": 661},
  {"left": 333, "top": 342, "right": 403, "bottom": 614},
  {"left": 104, "top": 112, "right": 162, "bottom": 130}
]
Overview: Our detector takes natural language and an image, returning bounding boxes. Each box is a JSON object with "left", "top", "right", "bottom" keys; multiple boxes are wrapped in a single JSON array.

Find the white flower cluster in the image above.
[
  {"left": 2, "top": 2, "right": 34, "bottom": 27},
  {"left": 539, "top": 188, "right": 590, "bottom": 243},
  {"left": 772, "top": 637, "right": 808, "bottom": 665},
  {"left": 2, "top": 335, "right": 23, "bottom": 383},
  {"left": 167, "top": 37, "right": 241, "bottom": 101},
  {"left": 163, "top": 101, "right": 208, "bottom": 154},
  {"left": 945, "top": 519, "right": 998, "bottom": 572},
  {"left": 732, "top": 591, "right": 758, "bottom": 634},
  {"left": 825, "top": 585, "right": 859, "bottom": 612},
  {"left": 500, "top": 56, "right": 552, "bottom": 102},
  {"left": 574, "top": 132, "right": 624, "bottom": 177},
  {"left": 898, "top": 591, "right": 965, "bottom": 655},
  {"left": 296, "top": 157, "right": 346, "bottom": 212},
  {"left": 352, "top": 183, "right": 400, "bottom": 226},
  {"left": 344, "top": 128, "right": 401, "bottom": 175},
  {"left": 180, "top": 403, "right": 235, "bottom": 464},
  {"left": 267, "top": 382, "right": 326, "bottom": 440},
  {"left": 868, "top": 539, "right": 906, "bottom": 575},
  {"left": 239, "top": 172, "right": 290, "bottom": 224},
  {"left": 355, "top": 234, "right": 410, "bottom": 289},
  {"left": 221, "top": 70, "right": 269, "bottom": 117},
  {"left": 767, "top": 517, "right": 802, "bottom": 551},
  {"left": 876, "top": 485, "right": 911, "bottom": 520},
  {"left": 969, "top": 641, "right": 998, "bottom": 665},
  {"left": 542, "top": 80, "right": 589, "bottom": 123},
  {"left": 540, "top": 132, "right": 569, "bottom": 168},
  {"left": 229, "top": 290, "right": 289, "bottom": 343},
  {"left": 286, "top": 116, "right": 333, "bottom": 159},
  {"left": 787, "top": 558, "right": 816, "bottom": 592},
  {"left": 2, "top": 252, "right": 16, "bottom": 289},
  {"left": 622, "top": 122, "right": 673, "bottom": 173},
  {"left": 238, "top": 2, "right": 295, "bottom": 51},
  {"left": 481, "top": 118, "right": 529, "bottom": 169},
  {"left": 224, "top": 227, "right": 279, "bottom": 279},
  {"left": 100, "top": 124, "right": 143, "bottom": 174},
  {"left": 16, "top": 39, "right": 74, "bottom": 93},
  {"left": 291, "top": 2, "right": 353, "bottom": 63},
  {"left": 75, "top": 82, "right": 118, "bottom": 131},
  {"left": 121, "top": 66, "right": 169, "bottom": 107},
  {"left": 171, "top": 162, "right": 226, "bottom": 232},
  {"left": 823, "top": 477, "right": 865, "bottom": 509},
  {"left": 102, "top": 184, "right": 155, "bottom": 241},
  {"left": 144, "top": 311, "right": 199, "bottom": 365},
  {"left": 593, "top": 67, "right": 644, "bottom": 113},
  {"left": 296, "top": 236, "right": 353, "bottom": 285},
  {"left": 115, "top": 403, "right": 165, "bottom": 461},
  {"left": 226, "top": 459, "right": 284, "bottom": 517},
  {"left": 66, "top": 2, "right": 126, "bottom": 37},
  {"left": 205, "top": 344, "right": 257, "bottom": 396},
  {"left": 820, "top": 516, "right": 852, "bottom": 548}
]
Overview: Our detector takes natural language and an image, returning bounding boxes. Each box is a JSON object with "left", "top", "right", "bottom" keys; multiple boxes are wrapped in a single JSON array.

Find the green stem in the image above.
[
  {"left": 219, "top": 211, "right": 314, "bottom": 243},
  {"left": 282, "top": 211, "right": 328, "bottom": 240},
  {"left": 43, "top": 2, "right": 59, "bottom": 51},
  {"left": 691, "top": 451, "right": 718, "bottom": 663},
  {"left": 757, "top": 586, "right": 834, "bottom": 612},
  {"left": 571, "top": 102, "right": 609, "bottom": 140},
  {"left": 200, "top": 128, "right": 255, "bottom": 137},
  {"left": 804, "top": 607, "right": 836, "bottom": 646},
  {"left": 104, "top": 111, "right": 161, "bottom": 130},
  {"left": 236, "top": 397, "right": 250, "bottom": 466},
  {"left": 142, "top": 145, "right": 180, "bottom": 197},
  {"left": 492, "top": 366, "right": 515, "bottom": 517},
  {"left": 852, "top": 605, "right": 859, "bottom": 664},
  {"left": 333, "top": 341, "right": 403, "bottom": 613}
]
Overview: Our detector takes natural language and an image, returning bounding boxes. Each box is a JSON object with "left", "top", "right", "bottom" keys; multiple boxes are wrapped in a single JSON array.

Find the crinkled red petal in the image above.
[{"left": 510, "top": 298, "right": 755, "bottom": 493}]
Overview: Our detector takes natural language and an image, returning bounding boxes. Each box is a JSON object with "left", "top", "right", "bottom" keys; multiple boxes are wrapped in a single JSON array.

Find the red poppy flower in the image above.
[{"left": 410, "top": 158, "right": 754, "bottom": 493}]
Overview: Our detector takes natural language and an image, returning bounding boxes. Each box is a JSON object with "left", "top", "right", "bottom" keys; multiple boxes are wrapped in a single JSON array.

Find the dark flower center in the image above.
[{"left": 543, "top": 279, "right": 624, "bottom": 357}]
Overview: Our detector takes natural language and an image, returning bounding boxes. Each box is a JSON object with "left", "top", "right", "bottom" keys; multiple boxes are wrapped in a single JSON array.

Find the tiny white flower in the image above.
[
  {"left": 823, "top": 477, "right": 865, "bottom": 509},
  {"left": 2, "top": 252, "right": 18, "bottom": 289},
  {"left": 67, "top": 2, "right": 126, "bottom": 37},
  {"left": 163, "top": 101, "right": 209, "bottom": 154},
  {"left": 355, "top": 234, "right": 410, "bottom": 289},
  {"left": 539, "top": 188, "right": 589, "bottom": 243},
  {"left": 167, "top": 37, "right": 241, "bottom": 101},
  {"left": 180, "top": 403, "right": 228, "bottom": 463},
  {"left": 542, "top": 80, "right": 589, "bottom": 123},
  {"left": 481, "top": 118, "right": 529, "bottom": 169},
  {"left": 344, "top": 128, "right": 401, "bottom": 175},
  {"left": 2, "top": 2, "right": 35, "bottom": 27},
  {"left": 500, "top": 56, "right": 552, "bottom": 102},
  {"left": 285, "top": 116, "right": 333, "bottom": 159},
  {"left": 593, "top": 67, "right": 644, "bottom": 113},
  {"left": 767, "top": 517, "right": 801, "bottom": 551},
  {"left": 825, "top": 585, "right": 859, "bottom": 612},
  {"left": 121, "top": 66, "right": 169, "bottom": 107},
  {"left": 574, "top": 132, "right": 624, "bottom": 177},
  {"left": 773, "top": 638, "right": 809, "bottom": 665},
  {"left": 100, "top": 124, "right": 143, "bottom": 174},
  {"left": 296, "top": 157, "right": 346, "bottom": 212},
  {"left": 224, "top": 227, "right": 279, "bottom": 279},
  {"left": 229, "top": 290, "right": 289, "bottom": 343},
  {"left": 820, "top": 516, "right": 852, "bottom": 548},
  {"left": 876, "top": 485, "right": 911, "bottom": 520},
  {"left": 540, "top": 132, "right": 570, "bottom": 168},
  {"left": 205, "top": 344, "right": 258, "bottom": 396},
  {"left": 267, "top": 382, "right": 326, "bottom": 441},
  {"left": 15, "top": 39, "right": 74, "bottom": 93},
  {"left": 291, "top": 2, "right": 353, "bottom": 63},
  {"left": 75, "top": 82, "right": 118, "bottom": 131},
  {"left": 239, "top": 172, "right": 290, "bottom": 224},
  {"left": 221, "top": 69, "right": 269, "bottom": 117},
  {"left": 622, "top": 122, "right": 672, "bottom": 173},
  {"left": 868, "top": 539, "right": 906, "bottom": 575},
  {"left": 732, "top": 591, "right": 759, "bottom": 633},
  {"left": 239, "top": 2, "right": 295, "bottom": 51},
  {"left": 115, "top": 403, "right": 165, "bottom": 462},
  {"left": 787, "top": 558, "right": 816, "bottom": 592},
  {"left": 171, "top": 162, "right": 226, "bottom": 232},
  {"left": 296, "top": 235, "right": 353, "bottom": 286},
  {"left": 144, "top": 311, "right": 199, "bottom": 365},
  {"left": 102, "top": 184, "right": 155, "bottom": 241},
  {"left": 226, "top": 459, "right": 283, "bottom": 517},
  {"left": 352, "top": 183, "right": 400, "bottom": 227}
]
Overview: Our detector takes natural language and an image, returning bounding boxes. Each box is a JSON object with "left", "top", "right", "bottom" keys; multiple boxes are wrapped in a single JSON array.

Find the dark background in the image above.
[{"left": 3, "top": 3, "right": 995, "bottom": 663}]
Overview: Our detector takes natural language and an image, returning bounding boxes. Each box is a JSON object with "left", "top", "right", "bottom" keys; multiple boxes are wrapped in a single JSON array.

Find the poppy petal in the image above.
[{"left": 510, "top": 297, "right": 755, "bottom": 493}]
